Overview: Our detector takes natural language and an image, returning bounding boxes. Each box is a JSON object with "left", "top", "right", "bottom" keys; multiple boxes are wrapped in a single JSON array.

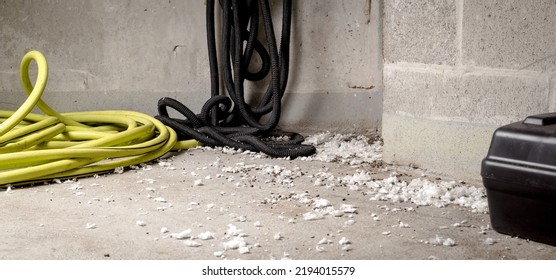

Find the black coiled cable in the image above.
[{"left": 155, "top": 0, "right": 316, "bottom": 158}]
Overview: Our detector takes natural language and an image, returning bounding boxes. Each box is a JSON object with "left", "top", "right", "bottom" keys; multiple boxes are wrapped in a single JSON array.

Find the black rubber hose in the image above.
[
  {"left": 206, "top": 0, "right": 220, "bottom": 125},
  {"left": 157, "top": 97, "right": 203, "bottom": 128},
  {"left": 155, "top": 0, "right": 315, "bottom": 158},
  {"left": 225, "top": 0, "right": 281, "bottom": 131}
]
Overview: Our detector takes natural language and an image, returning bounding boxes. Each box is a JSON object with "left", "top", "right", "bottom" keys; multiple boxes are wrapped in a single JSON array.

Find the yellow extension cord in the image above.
[{"left": 0, "top": 50, "right": 200, "bottom": 186}]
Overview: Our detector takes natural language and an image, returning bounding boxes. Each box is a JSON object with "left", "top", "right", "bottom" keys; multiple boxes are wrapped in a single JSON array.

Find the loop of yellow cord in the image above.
[{"left": 0, "top": 50, "right": 200, "bottom": 186}]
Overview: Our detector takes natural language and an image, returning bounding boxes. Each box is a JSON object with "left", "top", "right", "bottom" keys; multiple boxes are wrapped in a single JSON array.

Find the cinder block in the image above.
[
  {"left": 463, "top": 0, "right": 556, "bottom": 71},
  {"left": 383, "top": 0, "right": 458, "bottom": 65},
  {"left": 382, "top": 113, "right": 496, "bottom": 181},
  {"left": 383, "top": 65, "right": 550, "bottom": 125}
]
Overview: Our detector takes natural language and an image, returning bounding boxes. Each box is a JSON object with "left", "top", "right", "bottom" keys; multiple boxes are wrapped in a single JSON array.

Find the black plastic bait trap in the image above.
[{"left": 482, "top": 113, "right": 556, "bottom": 246}]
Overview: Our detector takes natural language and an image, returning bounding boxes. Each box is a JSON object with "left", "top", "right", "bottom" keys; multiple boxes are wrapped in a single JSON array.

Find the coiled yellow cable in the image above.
[{"left": 0, "top": 50, "right": 200, "bottom": 186}]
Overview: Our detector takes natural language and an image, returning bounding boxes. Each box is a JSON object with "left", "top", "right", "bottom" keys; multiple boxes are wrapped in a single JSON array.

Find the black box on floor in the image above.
[{"left": 481, "top": 113, "right": 556, "bottom": 246}]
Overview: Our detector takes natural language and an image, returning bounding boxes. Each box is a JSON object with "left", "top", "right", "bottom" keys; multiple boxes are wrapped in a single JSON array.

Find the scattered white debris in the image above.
[
  {"left": 85, "top": 223, "right": 97, "bottom": 229},
  {"left": 302, "top": 132, "right": 382, "bottom": 165},
  {"left": 153, "top": 197, "right": 167, "bottom": 203},
  {"left": 5, "top": 186, "right": 13, "bottom": 194},
  {"left": 314, "top": 178, "right": 323, "bottom": 186},
  {"left": 397, "top": 222, "right": 410, "bottom": 228},
  {"left": 303, "top": 211, "right": 324, "bottom": 221},
  {"left": 198, "top": 231, "right": 215, "bottom": 240},
  {"left": 234, "top": 215, "right": 247, "bottom": 222},
  {"left": 143, "top": 179, "right": 156, "bottom": 184},
  {"left": 340, "top": 204, "right": 358, "bottom": 214},
  {"left": 171, "top": 229, "right": 192, "bottom": 239},
  {"left": 294, "top": 193, "right": 313, "bottom": 204},
  {"left": 67, "top": 183, "right": 82, "bottom": 191},
  {"left": 136, "top": 220, "right": 146, "bottom": 227},
  {"left": 452, "top": 220, "right": 467, "bottom": 228},
  {"left": 158, "top": 160, "right": 173, "bottom": 168},
  {"left": 443, "top": 238, "right": 456, "bottom": 247},
  {"left": 484, "top": 238, "right": 497, "bottom": 245},
  {"left": 313, "top": 198, "right": 331, "bottom": 208},
  {"left": 225, "top": 224, "right": 243, "bottom": 236},
  {"left": 239, "top": 246, "right": 250, "bottom": 254},
  {"left": 59, "top": 133, "right": 494, "bottom": 260},
  {"left": 478, "top": 225, "right": 491, "bottom": 234},
  {"left": 318, "top": 238, "right": 332, "bottom": 245},
  {"left": 429, "top": 235, "right": 456, "bottom": 247},
  {"left": 367, "top": 176, "right": 488, "bottom": 213},
  {"left": 338, "top": 237, "right": 351, "bottom": 245},
  {"left": 341, "top": 245, "right": 352, "bottom": 251},
  {"left": 330, "top": 210, "right": 344, "bottom": 217},
  {"left": 114, "top": 167, "right": 124, "bottom": 174},
  {"left": 223, "top": 236, "right": 247, "bottom": 250},
  {"left": 184, "top": 240, "right": 202, "bottom": 247},
  {"left": 214, "top": 251, "right": 224, "bottom": 258},
  {"left": 281, "top": 252, "right": 291, "bottom": 260}
]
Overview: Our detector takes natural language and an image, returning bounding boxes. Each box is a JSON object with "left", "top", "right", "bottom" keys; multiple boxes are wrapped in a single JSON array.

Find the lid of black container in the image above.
[
  {"left": 482, "top": 113, "right": 556, "bottom": 193},
  {"left": 487, "top": 113, "right": 556, "bottom": 167}
]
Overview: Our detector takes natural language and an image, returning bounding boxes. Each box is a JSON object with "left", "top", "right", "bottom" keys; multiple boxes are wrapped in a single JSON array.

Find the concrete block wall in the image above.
[
  {"left": 0, "top": 0, "right": 382, "bottom": 134},
  {"left": 382, "top": 0, "right": 556, "bottom": 181}
]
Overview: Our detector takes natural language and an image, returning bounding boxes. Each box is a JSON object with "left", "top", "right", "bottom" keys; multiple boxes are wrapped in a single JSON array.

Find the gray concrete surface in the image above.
[{"left": 1, "top": 144, "right": 555, "bottom": 260}]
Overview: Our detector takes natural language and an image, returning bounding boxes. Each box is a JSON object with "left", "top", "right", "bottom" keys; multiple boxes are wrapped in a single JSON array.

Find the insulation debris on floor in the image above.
[{"left": 1, "top": 132, "right": 555, "bottom": 260}]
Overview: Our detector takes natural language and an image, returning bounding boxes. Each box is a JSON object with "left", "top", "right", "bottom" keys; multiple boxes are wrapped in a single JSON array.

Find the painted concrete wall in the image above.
[
  {"left": 382, "top": 0, "right": 556, "bottom": 180},
  {"left": 0, "top": 0, "right": 382, "bottom": 134}
]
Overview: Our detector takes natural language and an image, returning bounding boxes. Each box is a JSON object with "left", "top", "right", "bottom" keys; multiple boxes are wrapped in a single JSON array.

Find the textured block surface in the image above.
[
  {"left": 463, "top": 0, "right": 556, "bottom": 71},
  {"left": 383, "top": 65, "right": 550, "bottom": 125},
  {"left": 383, "top": 0, "right": 458, "bottom": 65}
]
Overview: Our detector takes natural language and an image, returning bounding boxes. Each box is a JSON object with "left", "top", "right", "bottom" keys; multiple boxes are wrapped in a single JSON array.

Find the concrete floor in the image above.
[{"left": 1, "top": 136, "right": 556, "bottom": 260}]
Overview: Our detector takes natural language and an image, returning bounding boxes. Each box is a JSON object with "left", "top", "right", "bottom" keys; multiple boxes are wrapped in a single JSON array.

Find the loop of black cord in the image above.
[{"left": 155, "top": 0, "right": 316, "bottom": 158}]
